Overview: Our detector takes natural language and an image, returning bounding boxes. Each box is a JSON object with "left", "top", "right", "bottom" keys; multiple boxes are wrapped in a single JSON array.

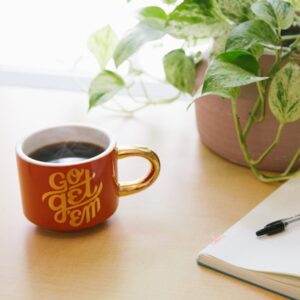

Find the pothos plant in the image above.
[
  {"left": 87, "top": 0, "right": 267, "bottom": 113},
  {"left": 200, "top": 0, "right": 300, "bottom": 183},
  {"left": 87, "top": 0, "right": 300, "bottom": 182}
]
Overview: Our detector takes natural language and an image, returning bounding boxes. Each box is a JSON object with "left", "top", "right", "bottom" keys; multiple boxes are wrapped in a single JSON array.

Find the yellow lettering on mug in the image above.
[
  {"left": 49, "top": 172, "right": 67, "bottom": 191},
  {"left": 42, "top": 168, "right": 103, "bottom": 227}
]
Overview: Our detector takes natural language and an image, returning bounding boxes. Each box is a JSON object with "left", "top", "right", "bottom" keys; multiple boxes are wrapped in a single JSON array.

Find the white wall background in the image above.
[{"left": 0, "top": 0, "right": 182, "bottom": 77}]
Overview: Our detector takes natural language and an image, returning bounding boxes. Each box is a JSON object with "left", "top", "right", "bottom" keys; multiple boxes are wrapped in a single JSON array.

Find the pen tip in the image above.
[{"left": 256, "top": 228, "right": 268, "bottom": 236}]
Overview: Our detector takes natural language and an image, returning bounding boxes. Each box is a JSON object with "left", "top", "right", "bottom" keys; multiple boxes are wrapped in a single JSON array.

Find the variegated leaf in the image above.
[
  {"left": 252, "top": 0, "right": 294, "bottom": 30},
  {"left": 269, "top": 63, "right": 300, "bottom": 124}
]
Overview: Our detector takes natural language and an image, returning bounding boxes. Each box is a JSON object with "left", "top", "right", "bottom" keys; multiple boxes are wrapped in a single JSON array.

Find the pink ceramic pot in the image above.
[{"left": 195, "top": 55, "right": 300, "bottom": 172}]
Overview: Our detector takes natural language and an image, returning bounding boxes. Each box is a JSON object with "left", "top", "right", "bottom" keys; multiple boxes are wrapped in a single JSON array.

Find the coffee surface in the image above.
[{"left": 29, "top": 142, "right": 105, "bottom": 163}]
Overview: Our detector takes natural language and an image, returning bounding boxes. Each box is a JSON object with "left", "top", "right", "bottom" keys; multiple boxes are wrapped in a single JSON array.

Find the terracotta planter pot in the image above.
[{"left": 195, "top": 55, "right": 300, "bottom": 172}]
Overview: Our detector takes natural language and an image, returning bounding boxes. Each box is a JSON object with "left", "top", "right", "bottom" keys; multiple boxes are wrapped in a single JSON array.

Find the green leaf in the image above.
[
  {"left": 201, "top": 50, "right": 267, "bottom": 100},
  {"left": 269, "top": 63, "right": 300, "bottom": 124},
  {"left": 226, "top": 20, "right": 280, "bottom": 52},
  {"left": 113, "top": 23, "right": 165, "bottom": 67},
  {"left": 215, "top": 0, "right": 256, "bottom": 23},
  {"left": 168, "top": 0, "right": 224, "bottom": 24},
  {"left": 166, "top": 0, "right": 237, "bottom": 40},
  {"left": 167, "top": 0, "right": 232, "bottom": 40},
  {"left": 219, "top": 50, "right": 261, "bottom": 75},
  {"left": 163, "top": 0, "right": 178, "bottom": 4},
  {"left": 139, "top": 6, "right": 167, "bottom": 29},
  {"left": 87, "top": 25, "right": 119, "bottom": 70},
  {"left": 284, "top": 0, "right": 300, "bottom": 9},
  {"left": 202, "top": 83, "right": 240, "bottom": 100},
  {"left": 167, "top": 20, "right": 232, "bottom": 40},
  {"left": 210, "top": 26, "right": 233, "bottom": 56},
  {"left": 251, "top": 0, "right": 294, "bottom": 30},
  {"left": 163, "top": 49, "right": 197, "bottom": 95},
  {"left": 250, "top": 44, "right": 265, "bottom": 58},
  {"left": 89, "top": 70, "right": 125, "bottom": 108},
  {"left": 193, "top": 51, "right": 203, "bottom": 64}
]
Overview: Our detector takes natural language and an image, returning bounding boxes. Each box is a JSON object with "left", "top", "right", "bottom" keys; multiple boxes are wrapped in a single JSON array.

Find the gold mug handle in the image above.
[{"left": 116, "top": 146, "right": 160, "bottom": 196}]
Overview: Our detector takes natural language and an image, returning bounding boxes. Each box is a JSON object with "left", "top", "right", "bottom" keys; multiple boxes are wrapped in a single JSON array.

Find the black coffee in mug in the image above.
[{"left": 29, "top": 142, "right": 105, "bottom": 164}]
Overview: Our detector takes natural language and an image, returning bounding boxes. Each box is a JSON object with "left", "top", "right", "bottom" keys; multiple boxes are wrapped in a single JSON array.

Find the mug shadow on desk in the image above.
[
  {"left": 24, "top": 219, "right": 126, "bottom": 299},
  {"left": 33, "top": 218, "right": 111, "bottom": 238}
]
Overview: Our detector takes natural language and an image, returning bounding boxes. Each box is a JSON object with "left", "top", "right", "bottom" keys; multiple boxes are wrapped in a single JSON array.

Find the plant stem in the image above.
[
  {"left": 242, "top": 80, "right": 266, "bottom": 139},
  {"left": 242, "top": 48, "right": 283, "bottom": 139},
  {"left": 251, "top": 123, "right": 284, "bottom": 165},
  {"left": 242, "top": 96, "right": 262, "bottom": 138},
  {"left": 102, "top": 102, "right": 149, "bottom": 115},
  {"left": 126, "top": 86, "right": 149, "bottom": 104},
  {"left": 139, "top": 79, "right": 182, "bottom": 104},
  {"left": 257, "top": 173, "right": 294, "bottom": 183},
  {"left": 255, "top": 81, "right": 266, "bottom": 122},
  {"left": 231, "top": 98, "right": 266, "bottom": 179},
  {"left": 267, "top": 48, "right": 282, "bottom": 79},
  {"left": 101, "top": 104, "right": 131, "bottom": 114},
  {"left": 151, "top": 92, "right": 182, "bottom": 104},
  {"left": 140, "top": 79, "right": 152, "bottom": 103},
  {"left": 231, "top": 98, "right": 297, "bottom": 183},
  {"left": 281, "top": 48, "right": 293, "bottom": 61},
  {"left": 102, "top": 82, "right": 182, "bottom": 115},
  {"left": 281, "top": 148, "right": 300, "bottom": 176},
  {"left": 224, "top": 31, "right": 300, "bottom": 182},
  {"left": 290, "top": 36, "right": 300, "bottom": 48},
  {"left": 282, "top": 34, "right": 300, "bottom": 41},
  {"left": 241, "top": 47, "right": 282, "bottom": 145},
  {"left": 231, "top": 99, "right": 253, "bottom": 162}
]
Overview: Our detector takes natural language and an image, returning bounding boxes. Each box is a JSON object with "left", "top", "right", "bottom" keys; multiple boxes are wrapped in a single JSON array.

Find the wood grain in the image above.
[{"left": 0, "top": 87, "right": 283, "bottom": 299}]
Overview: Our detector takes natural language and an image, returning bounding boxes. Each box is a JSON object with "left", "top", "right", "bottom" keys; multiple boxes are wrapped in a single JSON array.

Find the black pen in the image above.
[{"left": 256, "top": 214, "right": 300, "bottom": 237}]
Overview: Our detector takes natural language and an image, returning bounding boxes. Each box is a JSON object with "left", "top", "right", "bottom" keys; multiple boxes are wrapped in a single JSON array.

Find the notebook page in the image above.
[{"left": 200, "top": 175, "right": 300, "bottom": 276}]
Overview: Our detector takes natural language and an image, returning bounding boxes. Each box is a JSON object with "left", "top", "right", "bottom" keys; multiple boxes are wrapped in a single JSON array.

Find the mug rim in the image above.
[{"left": 15, "top": 123, "right": 116, "bottom": 167}]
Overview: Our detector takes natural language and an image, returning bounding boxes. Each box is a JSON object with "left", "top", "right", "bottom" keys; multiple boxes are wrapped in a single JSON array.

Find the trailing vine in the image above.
[{"left": 201, "top": 0, "right": 300, "bottom": 182}]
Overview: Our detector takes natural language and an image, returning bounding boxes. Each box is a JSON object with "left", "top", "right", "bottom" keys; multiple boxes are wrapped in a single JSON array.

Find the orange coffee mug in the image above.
[{"left": 16, "top": 124, "right": 160, "bottom": 231}]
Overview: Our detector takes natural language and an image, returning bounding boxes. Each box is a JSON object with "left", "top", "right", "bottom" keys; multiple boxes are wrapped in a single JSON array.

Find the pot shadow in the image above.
[{"left": 23, "top": 218, "right": 127, "bottom": 299}]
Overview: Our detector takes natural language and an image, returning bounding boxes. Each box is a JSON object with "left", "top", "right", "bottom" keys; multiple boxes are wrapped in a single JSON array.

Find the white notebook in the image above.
[{"left": 197, "top": 175, "right": 300, "bottom": 299}]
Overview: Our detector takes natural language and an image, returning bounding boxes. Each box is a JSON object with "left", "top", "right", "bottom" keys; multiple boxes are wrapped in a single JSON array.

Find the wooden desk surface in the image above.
[{"left": 0, "top": 87, "right": 283, "bottom": 300}]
